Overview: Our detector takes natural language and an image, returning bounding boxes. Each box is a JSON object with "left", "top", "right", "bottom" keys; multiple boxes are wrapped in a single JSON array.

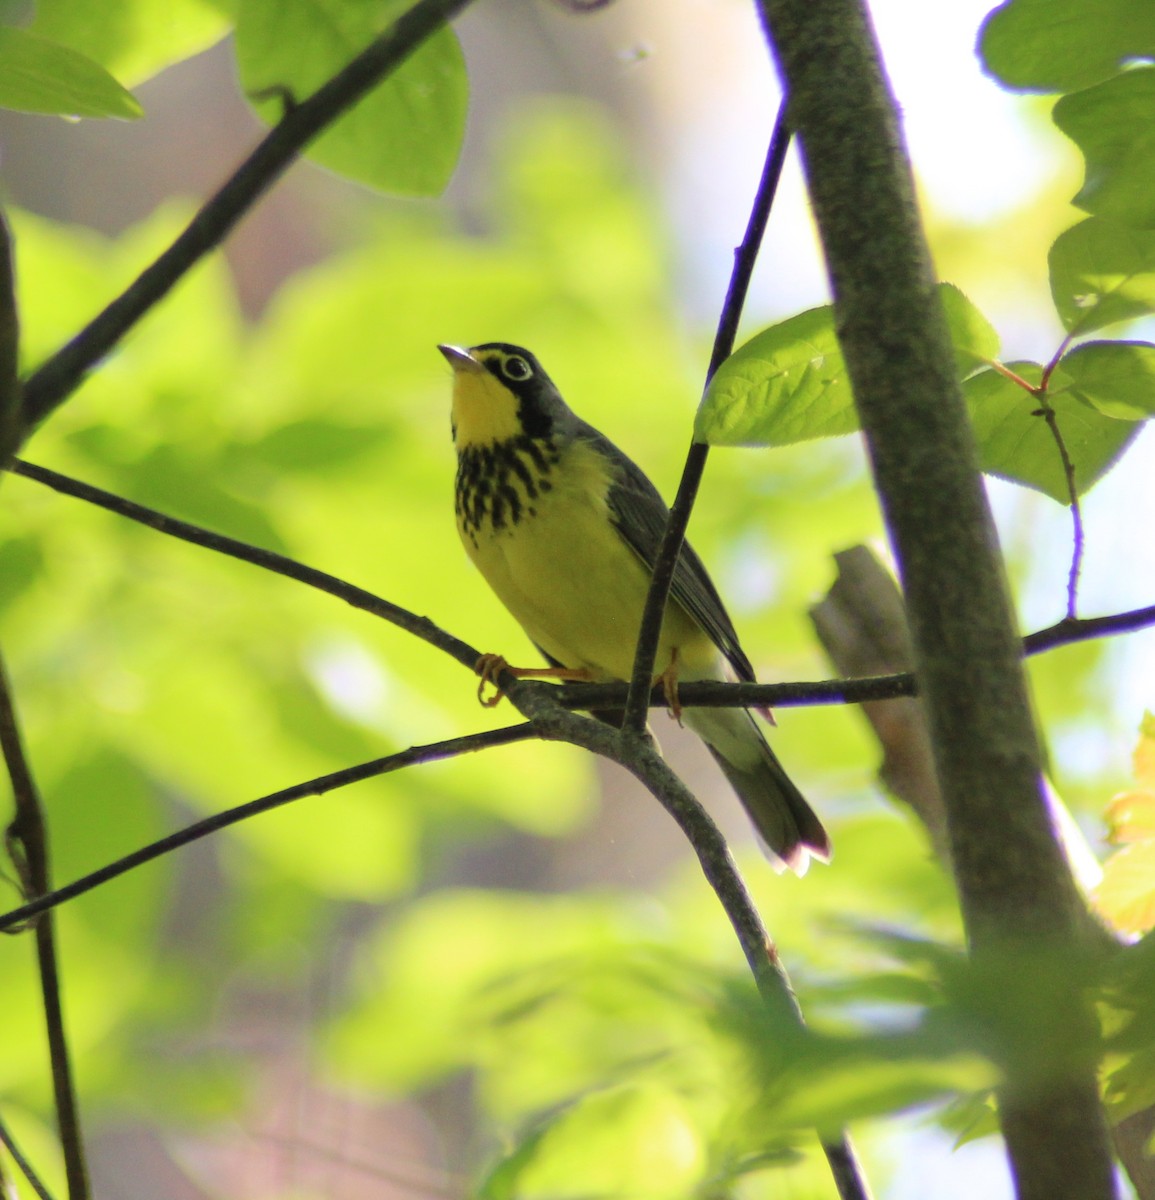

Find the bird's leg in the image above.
[
  {"left": 654, "top": 647, "right": 684, "bottom": 726},
  {"left": 474, "top": 653, "right": 593, "bottom": 707}
]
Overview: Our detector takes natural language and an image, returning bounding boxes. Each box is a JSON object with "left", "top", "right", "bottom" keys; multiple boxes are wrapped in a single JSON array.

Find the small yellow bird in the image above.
[{"left": 439, "top": 342, "right": 829, "bottom": 871}]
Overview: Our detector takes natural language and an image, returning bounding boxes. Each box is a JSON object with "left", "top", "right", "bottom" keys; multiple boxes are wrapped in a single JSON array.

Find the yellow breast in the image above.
[{"left": 457, "top": 437, "right": 716, "bottom": 681}]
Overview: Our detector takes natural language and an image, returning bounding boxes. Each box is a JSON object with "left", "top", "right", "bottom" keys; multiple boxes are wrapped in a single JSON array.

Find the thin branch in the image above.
[
  {"left": 11, "top": 459, "right": 1155, "bottom": 715},
  {"left": 0, "top": 213, "right": 20, "bottom": 464},
  {"left": 987, "top": 347, "right": 1086, "bottom": 621},
  {"left": 505, "top": 677, "right": 873, "bottom": 1200},
  {"left": 1030, "top": 393, "right": 1084, "bottom": 621},
  {"left": 0, "top": 724, "right": 533, "bottom": 933},
  {"left": 18, "top": 0, "right": 477, "bottom": 433},
  {"left": 7, "top": 458, "right": 480, "bottom": 673},
  {"left": 506, "top": 682, "right": 798, "bottom": 1002},
  {"left": 1038, "top": 337, "right": 1083, "bottom": 620},
  {"left": 0, "top": 653, "right": 89, "bottom": 1200},
  {"left": 622, "top": 101, "right": 792, "bottom": 734},
  {"left": 0, "top": 1111, "right": 55, "bottom": 1200},
  {"left": 562, "top": 673, "right": 914, "bottom": 711},
  {"left": 1023, "top": 604, "right": 1155, "bottom": 654}
]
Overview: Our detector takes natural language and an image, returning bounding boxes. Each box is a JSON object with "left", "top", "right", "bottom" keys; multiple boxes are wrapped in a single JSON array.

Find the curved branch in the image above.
[
  {"left": 0, "top": 651, "right": 90, "bottom": 1199},
  {"left": 7, "top": 458, "right": 481, "bottom": 673},
  {"left": 0, "top": 724, "right": 533, "bottom": 933},
  {"left": 622, "top": 103, "right": 792, "bottom": 734},
  {"left": 12, "top": 460, "right": 1155, "bottom": 714},
  {"left": 0, "top": 213, "right": 20, "bottom": 463},
  {"left": 19, "top": 0, "right": 476, "bottom": 433},
  {"left": 0, "top": 1111, "right": 55, "bottom": 1200},
  {"left": 506, "top": 679, "right": 872, "bottom": 1200}
]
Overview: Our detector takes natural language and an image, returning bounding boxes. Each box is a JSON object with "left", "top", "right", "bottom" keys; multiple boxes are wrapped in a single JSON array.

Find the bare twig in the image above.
[
  {"left": 1036, "top": 341, "right": 1084, "bottom": 620},
  {"left": 622, "top": 101, "right": 792, "bottom": 734},
  {"left": 7, "top": 458, "right": 480, "bottom": 674},
  {"left": 0, "top": 653, "right": 89, "bottom": 1200},
  {"left": 0, "top": 1111, "right": 55, "bottom": 1200},
  {"left": 1023, "top": 605, "right": 1155, "bottom": 653},
  {"left": 18, "top": 0, "right": 477, "bottom": 434},
  {"left": 510, "top": 680, "right": 872, "bottom": 1199},
  {"left": 0, "top": 724, "right": 533, "bottom": 933},
  {"left": 10, "top": 460, "right": 1155, "bottom": 714},
  {"left": 0, "top": 214, "right": 20, "bottom": 464},
  {"left": 988, "top": 347, "right": 1085, "bottom": 620}
]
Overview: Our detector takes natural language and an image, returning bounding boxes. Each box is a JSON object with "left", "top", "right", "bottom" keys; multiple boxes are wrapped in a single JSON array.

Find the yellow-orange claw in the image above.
[
  {"left": 475, "top": 653, "right": 510, "bottom": 708},
  {"left": 655, "top": 649, "right": 683, "bottom": 726}
]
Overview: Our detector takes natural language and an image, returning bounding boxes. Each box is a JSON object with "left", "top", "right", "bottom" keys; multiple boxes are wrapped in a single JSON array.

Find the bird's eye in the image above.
[{"left": 502, "top": 355, "right": 532, "bottom": 381}]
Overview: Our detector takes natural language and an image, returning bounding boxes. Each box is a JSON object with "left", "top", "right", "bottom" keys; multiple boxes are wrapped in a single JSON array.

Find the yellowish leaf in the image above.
[
  {"left": 1095, "top": 716, "right": 1155, "bottom": 935},
  {"left": 1134, "top": 712, "right": 1155, "bottom": 785},
  {"left": 1103, "top": 789, "right": 1155, "bottom": 844},
  {"left": 1094, "top": 843, "right": 1155, "bottom": 935}
]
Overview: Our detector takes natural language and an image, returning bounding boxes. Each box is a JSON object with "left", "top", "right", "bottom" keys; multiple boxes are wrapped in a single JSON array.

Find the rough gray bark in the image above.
[{"left": 756, "top": 1, "right": 1117, "bottom": 1196}]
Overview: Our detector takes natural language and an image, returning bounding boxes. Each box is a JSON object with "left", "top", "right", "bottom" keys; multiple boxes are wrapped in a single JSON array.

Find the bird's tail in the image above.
[{"left": 684, "top": 705, "right": 830, "bottom": 873}]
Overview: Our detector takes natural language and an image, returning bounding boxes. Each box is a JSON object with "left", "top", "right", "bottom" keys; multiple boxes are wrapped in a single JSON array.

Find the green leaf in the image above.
[
  {"left": 694, "top": 305, "right": 853, "bottom": 446},
  {"left": 480, "top": 1086, "right": 707, "bottom": 1200},
  {"left": 940, "top": 282, "right": 1001, "bottom": 376},
  {"left": 1059, "top": 340, "right": 1155, "bottom": 419},
  {"left": 0, "top": 26, "right": 141, "bottom": 119},
  {"left": 27, "top": 0, "right": 228, "bottom": 87},
  {"left": 1049, "top": 217, "right": 1155, "bottom": 333},
  {"left": 964, "top": 362, "right": 1143, "bottom": 501},
  {"left": 235, "top": 0, "right": 467, "bottom": 196},
  {"left": 1054, "top": 68, "right": 1155, "bottom": 228},
  {"left": 695, "top": 284, "right": 998, "bottom": 447},
  {"left": 979, "top": 0, "right": 1155, "bottom": 93},
  {"left": 771, "top": 1036, "right": 996, "bottom": 1132}
]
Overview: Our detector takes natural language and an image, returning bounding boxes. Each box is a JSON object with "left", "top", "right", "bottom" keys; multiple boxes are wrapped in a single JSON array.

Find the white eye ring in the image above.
[{"left": 503, "top": 355, "right": 532, "bottom": 381}]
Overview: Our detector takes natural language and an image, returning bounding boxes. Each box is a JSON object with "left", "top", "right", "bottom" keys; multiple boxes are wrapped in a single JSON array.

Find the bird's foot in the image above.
[
  {"left": 654, "top": 649, "right": 683, "bottom": 726},
  {"left": 474, "top": 654, "right": 593, "bottom": 707}
]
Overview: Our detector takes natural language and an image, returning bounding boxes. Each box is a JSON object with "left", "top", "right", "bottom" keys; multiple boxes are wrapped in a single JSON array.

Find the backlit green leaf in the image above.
[
  {"left": 1054, "top": 68, "right": 1155, "bottom": 228},
  {"left": 696, "top": 284, "right": 998, "bottom": 446},
  {"left": 27, "top": 0, "right": 227, "bottom": 87},
  {"left": 694, "top": 305, "right": 852, "bottom": 446},
  {"left": 940, "top": 281, "right": 1001, "bottom": 376},
  {"left": 0, "top": 26, "right": 141, "bottom": 119},
  {"left": 1049, "top": 217, "right": 1155, "bottom": 333},
  {"left": 236, "top": 0, "right": 467, "bottom": 196},
  {"left": 979, "top": 0, "right": 1155, "bottom": 93},
  {"left": 1058, "top": 340, "right": 1155, "bottom": 419},
  {"left": 483, "top": 1086, "right": 707, "bottom": 1200},
  {"left": 964, "top": 361, "right": 1143, "bottom": 501}
]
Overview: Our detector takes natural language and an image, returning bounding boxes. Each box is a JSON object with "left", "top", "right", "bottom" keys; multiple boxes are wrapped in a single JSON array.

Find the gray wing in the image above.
[{"left": 579, "top": 426, "right": 756, "bottom": 682}]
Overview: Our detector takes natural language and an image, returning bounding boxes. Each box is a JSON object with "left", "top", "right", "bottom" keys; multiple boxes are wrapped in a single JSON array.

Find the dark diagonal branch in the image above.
[
  {"left": 508, "top": 680, "right": 872, "bottom": 1200},
  {"left": 19, "top": 0, "right": 476, "bottom": 433},
  {"left": 7, "top": 458, "right": 481, "bottom": 673},
  {"left": 0, "top": 724, "right": 533, "bottom": 934},
  {"left": 0, "top": 214, "right": 20, "bottom": 463},
  {"left": 11, "top": 460, "right": 1155, "bottom": 716},
  {"left": 622, "top": 102, "right": 792, "bottom": 735},
  {"left": 1023, "top": 605, "right": 1155, "bottom": 653},
  {"left": 0, "top": 1111, "right": 55, "bottom": 1200},
  {"left": 0, "top": 653, "right": 89, "bottom": 1200}
]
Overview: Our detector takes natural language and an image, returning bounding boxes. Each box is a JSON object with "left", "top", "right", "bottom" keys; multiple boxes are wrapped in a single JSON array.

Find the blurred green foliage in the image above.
[{"left": 1, "top": 0, "right": 1154, "bottom": 1194}]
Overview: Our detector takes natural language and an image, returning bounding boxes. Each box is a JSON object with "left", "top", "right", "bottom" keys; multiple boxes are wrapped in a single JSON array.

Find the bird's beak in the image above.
[{"left": 438, "top": 343, "right": 484, "bottom": 374}]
